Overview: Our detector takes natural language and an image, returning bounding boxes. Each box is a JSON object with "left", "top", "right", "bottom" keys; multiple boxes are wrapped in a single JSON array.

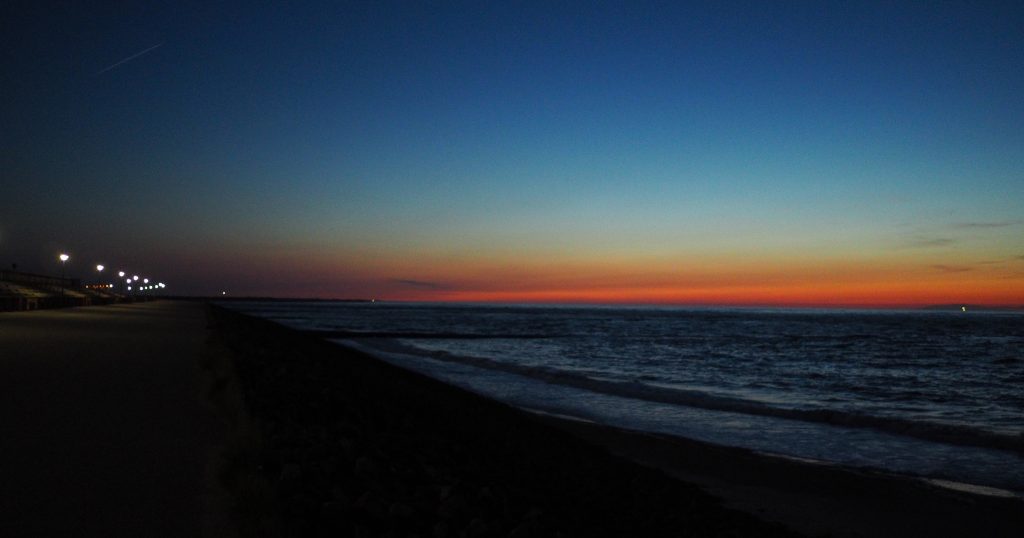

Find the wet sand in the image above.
[
  {"left": 548, "top": 415, "right": 1024, "bottom": 537},
  {"left": 0, "top": 301, "right": 225, "bottom": 536}
]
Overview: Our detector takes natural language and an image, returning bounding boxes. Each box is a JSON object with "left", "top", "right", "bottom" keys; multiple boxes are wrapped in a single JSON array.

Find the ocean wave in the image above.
[
  {"left": 365, "top": 340, "right": 1024, "bottom": 455},
  {"left": 304, "top": 328, "right": 552, "bottom": 339}
]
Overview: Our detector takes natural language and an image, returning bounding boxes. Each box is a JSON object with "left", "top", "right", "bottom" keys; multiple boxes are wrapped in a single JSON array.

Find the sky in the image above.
[{"left": 2, "top": 1, "right": 1023, "bottom": 306}]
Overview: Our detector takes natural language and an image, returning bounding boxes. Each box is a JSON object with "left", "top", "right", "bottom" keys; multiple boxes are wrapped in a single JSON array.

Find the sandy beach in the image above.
[
  {"left": 4, "top": 301, "right": 1019, "bottom": 536},
  {"left": 209, "top": 305, "right": 1024, "bottom": 538},
  {"left": 0, "top": 301, "right": 226, "bottom": 536}
]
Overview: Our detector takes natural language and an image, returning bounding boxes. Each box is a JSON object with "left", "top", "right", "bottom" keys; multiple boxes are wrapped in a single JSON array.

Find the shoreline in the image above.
[
  {"left": 523, "top": 407, "right": 1021, "bottom": 500},
  {"left": 346, "top": 340, "right": 1024, "bottom": 536},
  {"left": 530, "top": 410, "right": 1024, "bottom": 537},
  {"left": 210, "top": 305, "right": 1024, "bottom": 537}
]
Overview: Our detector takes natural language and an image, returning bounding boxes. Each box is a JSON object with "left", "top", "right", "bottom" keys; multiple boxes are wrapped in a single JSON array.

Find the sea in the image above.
[{"left": 226, "top": 301, "right": 1024, "bottom": 496}]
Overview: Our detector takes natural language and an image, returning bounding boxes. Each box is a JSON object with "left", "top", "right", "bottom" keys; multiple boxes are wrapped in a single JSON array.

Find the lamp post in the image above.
[
  {"left": 94, "top": 265, "right": 105, "bottom": 299},
  {"left": 118, "top": 271, "right": 125, "bottom": 297},
  {"left": 59, "top": 253, "right": 69, "bottom": 304}
]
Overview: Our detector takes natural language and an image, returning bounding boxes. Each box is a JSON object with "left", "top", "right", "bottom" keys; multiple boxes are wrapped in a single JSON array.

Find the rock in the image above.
[
  {"left": 331, "top": 485, "right": 353, "bottom": 505},
  {"left": 356, "top": 490, "right": 387, "bottom": 519},
  {"left": 320, "top": 500, "right": 350, "bottom": 523},
  {"left": 507, "top": 519, "right": 540, "bottom": 538},
  {"left": 354, "top": 456, "right": 379, "bottom": 479},
  {"left": 477, "top": 486, "right": 494, "bottom": 502},
  {"left": 465, "top": 518, "right": 488, "bottom": 537},
  {"left": 437, "top": 493, "right": 468, "bottom": 520},
  {"left": 279, "top": 462, "right": 302, "bottom": 483},
  {"left": 439, "top": 485, "right": 453, "bottom": 499},
  {"left": 389, "top": 502, "right": 416, "bottom": 518}
]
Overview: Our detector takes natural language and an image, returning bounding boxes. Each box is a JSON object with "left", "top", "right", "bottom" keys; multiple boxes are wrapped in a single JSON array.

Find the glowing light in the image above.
[
  {"left": 133, "top": 275, "right": 139, "bottom": 281},
  {"left": 143, "top": 278, "right": 149, "bottom": 284},
  {"left": 118, "top": 271, "right": 125, "bottom": 278},
  {"left": 96, "top": 264, "right": 104, "bottom": 272},
  {"left": 59, "top": 254, "right": 69, "bottom": 262},
  {"left": 127, "top": 286, "right": 132, "bottom": 291}
]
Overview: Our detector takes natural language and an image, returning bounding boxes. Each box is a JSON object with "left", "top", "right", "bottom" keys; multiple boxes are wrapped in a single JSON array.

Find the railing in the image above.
[{"left": 0, "top": 270, "right": 79, "bottom": 288}]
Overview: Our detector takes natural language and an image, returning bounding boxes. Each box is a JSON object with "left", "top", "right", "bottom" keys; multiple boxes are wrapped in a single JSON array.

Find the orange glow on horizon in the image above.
[
  {"left": 370, "top": 266, "right": 1024, "bottom": 308},
  {"left": 380, "top": 282, "right": 1024, "bottom": 308},
  {"left": 186, "top": 241, "right": 1024, "bottom": 307}
]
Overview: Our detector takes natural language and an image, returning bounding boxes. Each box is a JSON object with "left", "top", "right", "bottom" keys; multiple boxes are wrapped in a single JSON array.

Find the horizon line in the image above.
[{"left": 184, "top": 295, "right": 1024, "bottom": 311}]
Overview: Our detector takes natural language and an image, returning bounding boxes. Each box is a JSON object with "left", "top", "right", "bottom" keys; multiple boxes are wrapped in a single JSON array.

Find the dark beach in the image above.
[
  {"left": 2, "top": 302, "right": 1021, "bottom": 536},
  {"left": 0, "top": 301, "right": 227, "bottom": 536},
  {"left": 208, "top": 305, "right": 1024, "bottom": 537}
]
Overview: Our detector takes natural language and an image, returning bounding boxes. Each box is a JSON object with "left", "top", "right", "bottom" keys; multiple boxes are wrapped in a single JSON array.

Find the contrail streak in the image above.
[{"left": 96, "top": 43, "right": 163, "bottom": 75}]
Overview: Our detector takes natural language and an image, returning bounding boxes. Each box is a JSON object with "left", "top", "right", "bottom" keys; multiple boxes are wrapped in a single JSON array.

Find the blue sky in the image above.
[{"left": 2, "top": 1, "right": 1022, "bottom": 303}]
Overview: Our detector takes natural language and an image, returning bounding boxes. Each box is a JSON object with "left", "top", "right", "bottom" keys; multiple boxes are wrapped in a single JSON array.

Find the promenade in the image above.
[{"left": 0, "top": 301, "right": 225, "bottom": 536}]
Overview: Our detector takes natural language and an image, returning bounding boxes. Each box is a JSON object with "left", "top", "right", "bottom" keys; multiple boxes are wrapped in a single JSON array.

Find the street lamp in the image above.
[{"left": 59, "top": 254, "right": 69, "bottom": 303}]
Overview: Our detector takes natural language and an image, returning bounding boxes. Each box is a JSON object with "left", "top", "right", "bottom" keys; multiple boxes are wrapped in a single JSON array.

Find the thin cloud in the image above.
[
  {"left": 903, "top": 237, "right": 956, "bottom": 249},
  {"left": 389, "top": 279, "right": 451, "bottom": 290},
  {"left": 979, "top": 254, "right": 1024, "bottom": 265},
  {"left": 931, "top": 264, "right": 972, "bottom": 273},
  {"left": 96, "top": 43, "right": 163, "bottom": 75},
  {"left": 952, "top": 220, "right": 1022, "bottom": 229}
]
